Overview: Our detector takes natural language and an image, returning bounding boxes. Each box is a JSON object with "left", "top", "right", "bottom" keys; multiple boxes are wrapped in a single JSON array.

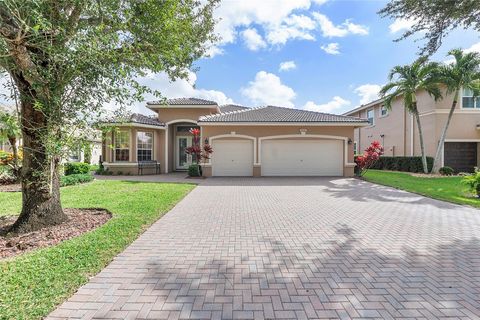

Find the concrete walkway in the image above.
[{"left": 49, "top": 177, "right": 480, "bottom": 319}]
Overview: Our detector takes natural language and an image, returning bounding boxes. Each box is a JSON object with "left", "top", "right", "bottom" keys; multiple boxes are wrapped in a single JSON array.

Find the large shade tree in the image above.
[
  {"left": 380, "top": 57, "right": 441, "bottom": 174},
  {"left": 432, "top": 49, "right": 480, "bottom": 173},
  {"left": 379, "top": 0, "right": 480, "bottom": 55},
  {"left": 0, "top": 0, "right": 218, "bottom": 233}
]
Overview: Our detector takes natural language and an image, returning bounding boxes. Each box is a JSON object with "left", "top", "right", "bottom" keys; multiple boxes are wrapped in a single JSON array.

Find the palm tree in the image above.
[
  {"left": 380, "top": 57, "right": 442, "bottom": 173},
  {"left": 432, "top": 49, "right": 480, "bottom": 173},
  {"left": 0, "top": 110, "right": 21, "bottom": 176}
]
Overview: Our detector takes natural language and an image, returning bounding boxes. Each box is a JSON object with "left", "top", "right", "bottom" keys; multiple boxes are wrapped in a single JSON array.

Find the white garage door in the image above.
[
  {"left": 261, "top": 139, "right": 343, "bottom": 176},
  {"left": 212, "top": 139, "right": 254, "bottom": 176}
]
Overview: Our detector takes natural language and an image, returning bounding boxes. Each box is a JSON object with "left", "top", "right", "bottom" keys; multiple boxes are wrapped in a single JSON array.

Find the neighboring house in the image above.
[
  {"left": 101, "top": 98, "right": 368, "bottom": 177},
  {"left": 67, "top": 135, "right": 102, "bottom": 165},
  {"left": 344, "top": 88, "right": 480, "bottom": 172}
]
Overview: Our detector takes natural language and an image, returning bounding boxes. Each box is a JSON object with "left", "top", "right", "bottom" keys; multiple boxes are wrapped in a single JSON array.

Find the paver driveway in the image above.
[{"left": 49, "top": 177, "right": 480, "bottom": 319}]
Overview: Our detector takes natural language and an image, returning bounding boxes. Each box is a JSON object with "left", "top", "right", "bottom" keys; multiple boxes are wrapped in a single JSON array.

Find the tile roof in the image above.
[
  {"left": 147, "top": 97, "right": 218, "bottom": 106},
  {"left": 218, "top": 104, "right": 249, "bottom": 113},
  {"left": 105, "top": 113, "right": 164, "bottom": 127},
  {"left": 130, "top": 113, "right": 165, "bottom": 126},
  {"left": 199, "top": 106, "right": 368, "bottom": 123}
]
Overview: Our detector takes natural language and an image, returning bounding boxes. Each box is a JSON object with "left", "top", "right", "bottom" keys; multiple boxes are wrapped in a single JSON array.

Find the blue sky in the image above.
[
  {"left": 137, "top": 0, "right": 478, "bottom": 116},
  {"left": 3, "top": 0, "right": 475, "bottom": 116}
]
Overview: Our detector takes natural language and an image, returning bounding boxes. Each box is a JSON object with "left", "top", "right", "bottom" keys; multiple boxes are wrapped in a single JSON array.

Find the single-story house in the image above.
[{"left": 101, "top": 98, "right": 368, "bottom": 177}]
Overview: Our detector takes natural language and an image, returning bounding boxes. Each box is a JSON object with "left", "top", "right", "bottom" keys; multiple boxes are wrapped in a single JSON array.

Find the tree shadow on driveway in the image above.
[{"left": 144, "top": 224, "right": 480, "bottom": 319}]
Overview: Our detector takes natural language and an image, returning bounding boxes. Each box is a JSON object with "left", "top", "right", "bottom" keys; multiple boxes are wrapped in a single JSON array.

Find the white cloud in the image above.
[
  {"left": 303, "top": 96, "right": 351, "bottom": 113},
  {"left": 464, "top": 42, "right": 480, "bottom": 54},
  {"left": 266, "top": 14, "right": 317, "bottom": 45},
  {"left": 279, "top": 61, "right": 297, "bottom": 72},
  {"left": 354, "top": 84, "right": 381, "bottom": 105},
  {"left": 213, "top": 0, "right": 311, "bottom": 48},
  {"left": 241, "top": 71, "right": 296, "bottom": 107},
  {"left": 389, "top": 18, "right": 416, "bottom": 34},
  {"left": 209, "top": 1, "right": 366, "bottom": 54},
  {"left": 320, "top": 42, "right": 340, "bottom": 55},
  {"left": 241, "top": 28, "right": 267, "bottom": 51},
  {"left": 313, "top": 12, "right": 369, "bottom": 37}
]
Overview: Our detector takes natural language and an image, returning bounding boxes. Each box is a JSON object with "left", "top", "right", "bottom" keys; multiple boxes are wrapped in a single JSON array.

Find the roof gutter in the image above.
[
  {"left": 198, "top": 122, "right": 370, "bottom": 127},
  {"left": 97, "top": 122, "right": 165, "bottom": 130}
]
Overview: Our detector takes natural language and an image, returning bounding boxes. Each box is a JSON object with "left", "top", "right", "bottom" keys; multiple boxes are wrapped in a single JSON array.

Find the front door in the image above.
[{"left": 176, "top": 136, "right": 193, "bottom": 170}]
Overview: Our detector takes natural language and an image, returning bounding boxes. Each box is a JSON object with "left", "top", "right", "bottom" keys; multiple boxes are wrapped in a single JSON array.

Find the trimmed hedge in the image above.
[
  {"left": 356, "top": 156, "right": 434, "bottom": 173},
  {"left": 64, "top": 162, "right": 90, "bottom": 175},
  {"left": 60, "top": 173, "right": 94, "bottom": 187},
  {"left": 188, "top": 164, "right": 202, "bottom": 177}
]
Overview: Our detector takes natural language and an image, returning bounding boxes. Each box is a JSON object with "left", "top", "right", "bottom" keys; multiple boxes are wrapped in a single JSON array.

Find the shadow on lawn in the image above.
[{"left": 144, "top": 224, "right": 480, "bottom": 319}]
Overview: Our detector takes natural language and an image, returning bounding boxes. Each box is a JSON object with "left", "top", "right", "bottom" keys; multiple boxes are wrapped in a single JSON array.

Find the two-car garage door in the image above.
[
  {"left": 261, "top": 139, "right": 343, "bottom": 176},
  {"left": 211, "top": 138, "right": 344, "bottom": 176}
]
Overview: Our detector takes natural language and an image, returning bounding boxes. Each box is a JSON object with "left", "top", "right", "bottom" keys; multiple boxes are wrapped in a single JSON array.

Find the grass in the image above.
[
  {"left": 0, "top": 180, "right": 195, "bottom": 319},
  {"left": 363, "top": 170, "right": 480, "bottom": 208}
]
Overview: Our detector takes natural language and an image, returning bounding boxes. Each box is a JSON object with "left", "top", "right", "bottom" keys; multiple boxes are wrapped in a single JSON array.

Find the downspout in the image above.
[
  {"left": 410, "top": 114, "right": 414, "bottom": 156},
  {"left": 165, "top": 124, "right": 169, "bottom": 173}
]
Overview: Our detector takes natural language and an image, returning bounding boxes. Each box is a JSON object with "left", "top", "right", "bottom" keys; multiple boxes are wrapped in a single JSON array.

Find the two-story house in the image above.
[{"left": 344, "top": 88, "right": 480, "bottom": 172}]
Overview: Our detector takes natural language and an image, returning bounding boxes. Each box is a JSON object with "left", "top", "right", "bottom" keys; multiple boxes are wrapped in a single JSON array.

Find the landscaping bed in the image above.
[
  {"left": 363, "top": 170, "right": 479, "bottom": 208},
  {"left": 0, "top": 183, "right": 20, "bottom": 192},
  {"left": 0, "top": 180, "right": 195, "bottom": 319},
  {"left": 1, "top": 208, "right": 111, "bottom": 260}
]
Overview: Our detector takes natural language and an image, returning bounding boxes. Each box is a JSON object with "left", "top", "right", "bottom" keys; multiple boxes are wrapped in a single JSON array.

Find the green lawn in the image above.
[
  {"left": 363, "top": 170, "right": 480, "bottom": 208},
  {"left": 0, "top": 180, "right": 195, "bottom": 319}
]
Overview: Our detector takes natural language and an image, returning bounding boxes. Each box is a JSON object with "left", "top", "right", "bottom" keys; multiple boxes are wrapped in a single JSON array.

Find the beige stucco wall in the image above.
[
  {"left": 352, "top": 89, "right": 480, "bottom": 159},
  {"left": 201, "top": 125, "right": 357, "bottom": 177},
  {"left": 352, "top": 98, "right": 408, "bottom": 156}
]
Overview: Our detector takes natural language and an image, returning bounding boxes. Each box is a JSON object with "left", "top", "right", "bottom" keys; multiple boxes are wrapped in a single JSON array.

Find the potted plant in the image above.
[
  {"left": 185, "top": 128, "right": 213, "bottom": 177},
  {"left": 461, "top": 168, "right": 480, "bottom": 198}
]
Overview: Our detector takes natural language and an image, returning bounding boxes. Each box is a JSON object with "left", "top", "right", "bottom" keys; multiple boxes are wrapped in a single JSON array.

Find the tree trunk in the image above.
[
  {"left": 432, "top": 89, "right": 459, "bottom": 173},
  {"left": 9, "top": 99, "right": 67, "bottom": 234},
  {"left": 414, "top": 111, "right": 429, "bottom": 173}
]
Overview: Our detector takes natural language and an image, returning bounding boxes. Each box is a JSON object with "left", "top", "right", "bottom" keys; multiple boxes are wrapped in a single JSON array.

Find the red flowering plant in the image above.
[
  {"left": 355, "top": 141, "right": 384, "bottom": 177},
  {"left": 185, "top": 128, "right": 213, "bottom": 176}
]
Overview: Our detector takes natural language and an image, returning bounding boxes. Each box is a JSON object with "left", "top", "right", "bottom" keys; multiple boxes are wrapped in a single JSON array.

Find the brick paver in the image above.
[{"left": 48, "top": 177, "right": 480, "bottom": 319}]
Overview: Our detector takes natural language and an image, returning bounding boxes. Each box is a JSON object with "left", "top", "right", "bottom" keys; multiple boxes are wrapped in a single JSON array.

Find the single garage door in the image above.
[
  {"left": 261, "top": 139, "right": 343, "bottom": 176},
  {"left": 444, "top": 142, "right": 477, "bottom": 173},
  {"left": 211, "top": 139, "right": 254, "bottom": 176}
]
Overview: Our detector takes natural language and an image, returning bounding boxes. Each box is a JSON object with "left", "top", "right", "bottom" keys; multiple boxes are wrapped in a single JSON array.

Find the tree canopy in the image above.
[
  {"left": 379, "top": 0, "right": 480, "bottom": 55},
  {"left": 0, "top": 0, "right": 218, "bottom": 233}
]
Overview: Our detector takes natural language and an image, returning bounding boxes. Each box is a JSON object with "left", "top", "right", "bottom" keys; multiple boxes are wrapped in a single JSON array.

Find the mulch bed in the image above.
[
  {"left": 0, "top": 183, "right": 21, "bottom": 192},
  {"left": 0, "top": 208, "right": 111, "bottom": 260}
]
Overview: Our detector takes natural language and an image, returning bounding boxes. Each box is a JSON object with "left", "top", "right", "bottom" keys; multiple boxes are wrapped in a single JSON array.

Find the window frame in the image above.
[
  {"left": 380, "top": 105, "right": 388, "bottom": 117},
  {"left": 366, "top": 108, "right": 375, "bottom": 126},
  {"left": 136, "top": 131, "right": 154, "bottom": 162},
  {"left": 114, "top": 130, "right": 131, "bottom": 162},
  {"left": 461, "top": 87, "right": 480, "bottom": 109}
]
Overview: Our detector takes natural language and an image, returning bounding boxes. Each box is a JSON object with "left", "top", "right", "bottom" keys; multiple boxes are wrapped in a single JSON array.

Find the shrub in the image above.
[
  {"left": 64, "top": 162, "right": 90, "bottom": 175},
  {"left": 461, "top": 168, "right": 480, "bottom": 197},
  {"left": 188, "top": 164, "right": 202, "bottom": 177},
  {"left": 355, "top": 141, "right": 384, "bottom": 177},
  {"left": 358, "top": 156, "right": 434, "bottom": 173},
  {"left": 60, "top": 173, "right": 94, "bottom": 187},
  {"left": 439, "top": 166, "right": 454, "bottom": 176},
  {"left": 0, "top": 166, "right": 16, "bottom": 184}
]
